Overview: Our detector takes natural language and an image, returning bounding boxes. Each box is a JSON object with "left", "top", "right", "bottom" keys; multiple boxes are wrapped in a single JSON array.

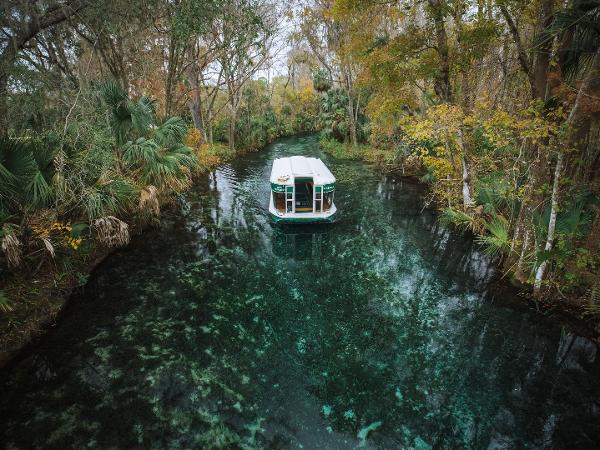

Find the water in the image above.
[{"left": 1, "top": 135, "right": 599, "bottom": 449}]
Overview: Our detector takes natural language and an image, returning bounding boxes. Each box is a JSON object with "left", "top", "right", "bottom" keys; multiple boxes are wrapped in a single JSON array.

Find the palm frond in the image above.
[
  {"left": 1, "top": 226, "right": 22, "bottom": 268},
  {"left": 477, "top": 215, "right": 511, "bottom": 257},
  {"left": 540, "top": 0, "right": 600, "bottom": 81},
  {"left": 81, "top": 178, "right": 135, "bottom": 221},
  {"left": 153, "top": 117, "right": 188, "bottom": 147},
  {"left": 92, "top": 216, "right": 130, "bottom": 247},
  {"left": 0, "top": 289, "right": 13, "bottom": 313},
  {"left": 0, "top": 137, "right": 45, "bottom": 210},
  {"left": 99, "top": 80, "right": 155, "bottom": 144},
  {"left": 122, "top": 138, "right": 159, "bottom": 167},
  {"left": 26, "top": 170, "right": 52, "bottom": 207},
  {"left": 139, "top": 185, "right": 160, "bottom": 217},
  {"left": 130, "top": 96, "right": 155, "bottom": 133},
  {"left": 440, "top": 207, "right": 475, "bottom": 230},
  {"left": 168, "top": 145, "right": 197, "bottom": 168},
  {"left": 475, "top": 173, "right": 513, "bottom": 213}
]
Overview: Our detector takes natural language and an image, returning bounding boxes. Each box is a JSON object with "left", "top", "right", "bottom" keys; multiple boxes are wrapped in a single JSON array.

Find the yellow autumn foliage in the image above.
[
  {"left": 185, "top": 128, "right": 234, "bottom": 173},
  {"left": 421, "top": 155, "right": 453, "bottom": 179}
]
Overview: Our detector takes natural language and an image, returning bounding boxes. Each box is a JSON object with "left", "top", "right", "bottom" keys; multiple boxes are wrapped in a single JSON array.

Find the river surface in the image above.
[{"left": 2, "top": 135, "right": 599, "bottom": 449}]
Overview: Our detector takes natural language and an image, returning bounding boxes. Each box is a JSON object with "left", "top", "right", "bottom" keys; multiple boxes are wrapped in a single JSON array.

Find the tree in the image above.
[
  {"left": 210, "top": 0, "right": 278, "bottom": 151},
  {"left": 0, "top": 0, "right": 89, "bottom": 135}
]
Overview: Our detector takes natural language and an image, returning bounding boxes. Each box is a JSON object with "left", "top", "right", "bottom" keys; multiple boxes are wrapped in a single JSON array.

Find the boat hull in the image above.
[
  {"left": 270, "top": 211, "right": 337, "bottom": 224},
  {"left": 268, "top": 201, "right": 337, "bottom": 224}
]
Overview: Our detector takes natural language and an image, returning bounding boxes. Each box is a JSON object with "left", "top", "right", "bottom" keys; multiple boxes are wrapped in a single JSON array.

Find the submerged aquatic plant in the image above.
[{"left": 357, "top": 421, "right": 382, "bottom": 446}]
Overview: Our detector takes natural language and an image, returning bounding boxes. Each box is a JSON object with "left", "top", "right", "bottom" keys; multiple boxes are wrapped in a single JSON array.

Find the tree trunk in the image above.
[
  {"left": 187, "top": 68, "right": 207, "bottom": 141},
  {"left": 188, "top": 96, "right": 205, "bottom": 139},
  {"left": 229, "top": 104, "right": 236, "bottom": 151},
  {"left": 342, "top": 68, "right": 358, "bottom": 147},
  {"left": 532, "top": 0, "right": 554, "bottom": 100},
  {"left": 348, "top": 92, "right": 357, "bottom": 147},
  {"left": 0, "top": 64, "right": 8, "bottom": 136},
  {"left": 165, "top": 36, "right": 181, "bottom": 118},
  {"left": 208, "top": 109, "right": 214, "bottom": 144},
  {"left": 534, "top": 151, "right": 563, "bottom": 293},
  {"left": 428, "top": 0, "right": 452, "bottom": 103},
  {"left": 499, "top": 5, "right": 536, "bottom": 98},
  {"left": 461, "top": 155, "right": 473, "bottom": 209},
  {"left": 516, "top": 228, "right": 531, "bottom": 279}
]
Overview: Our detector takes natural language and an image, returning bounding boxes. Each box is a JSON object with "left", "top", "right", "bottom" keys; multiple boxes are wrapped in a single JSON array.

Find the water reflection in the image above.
[
  {"left": 272, "top": 227, "right": 332, "bottom": 260},
  {"left": 1, "top": 135, "right": 599, "bottom": 449}
]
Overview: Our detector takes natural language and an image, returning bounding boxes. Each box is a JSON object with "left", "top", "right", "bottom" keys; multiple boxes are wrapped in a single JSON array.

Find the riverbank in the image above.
[
  {"left": 0, "top": 138, "right": 238, "bottom": 368},
  {"left": 0, "top": 129, "right": 313, "bottom": 367},
  {"left": 319, "top": 137, "right": 600, "bottom": 340}
]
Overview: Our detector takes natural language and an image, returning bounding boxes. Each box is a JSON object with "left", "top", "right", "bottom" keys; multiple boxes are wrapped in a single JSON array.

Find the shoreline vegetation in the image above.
[
  {"left": 320, "top": 137, "right": 600, "bottom": 337},
  {"left": 301, "top": 0, "right": 600, "bottom": 338},
  {"left": 0, "top": 75, "right": 319, "bottom": 367},
  {"left": 0, "top": 123, "right": 237, "bottom": 367},
  {"left": 0, "top": 130, "right": 301, "bottom": 367}
]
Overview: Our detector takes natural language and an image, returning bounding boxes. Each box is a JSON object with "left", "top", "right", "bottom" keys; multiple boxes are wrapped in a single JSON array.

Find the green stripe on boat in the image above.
[{"left": 270, "top": 213, "right": 337, "bottom": 224}]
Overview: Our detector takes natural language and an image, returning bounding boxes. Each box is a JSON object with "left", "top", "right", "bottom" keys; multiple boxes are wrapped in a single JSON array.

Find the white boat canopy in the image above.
[{"left": 269, "top": 156, "right": 335, "bottom": 186}]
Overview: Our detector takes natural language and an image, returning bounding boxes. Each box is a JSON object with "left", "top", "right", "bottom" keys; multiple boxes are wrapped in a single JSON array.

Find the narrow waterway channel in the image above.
[{"left": 1, "top": 135, "right": 599, "bottom": 449}]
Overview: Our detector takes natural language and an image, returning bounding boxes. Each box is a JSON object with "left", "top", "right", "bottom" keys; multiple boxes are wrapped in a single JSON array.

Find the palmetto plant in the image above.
[
  {"left": 121, "top": 118, "right": 197, "bottom": 191},
  {"left": 0, "top": 137, "right": 55, "bottom": 220},
  {"left": 99, "top": 81, "right": 156, "bottom": 145},
  {"left": 0, "top": 82, "right": 200, "bottom": 268},
  {"left": 477, "top": 215, "right": 511, "bottom": 258},
  {"left": 440, "top": 207, "right": 477, "bottom": 231},
  {"left": 475, "top": 173, "right": 514, "bottom": 215},
  {"left": 542, "top": 0, "right": 600, "bottom": 81},
  {"left": 99, "top": 82, "right": 197, "bottom": 194},
  {"left": 0, "top": 289, "right": 13, "bottom": 313}
]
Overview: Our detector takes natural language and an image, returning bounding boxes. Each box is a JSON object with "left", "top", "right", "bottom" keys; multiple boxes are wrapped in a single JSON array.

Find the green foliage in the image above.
[
  {"left": 320, "top": 138, "right": 363, "bottom": 160},
  {"left": 477, "top": 216, "right": 511, "bottom": 258},
  {"left": 556, "top": 191, "right": 595, "bottom": 238},
  {"left": 0, "top": 137, "right": 55, "bottom": 220},
  {"left": 101, "top": 82, "right": 197, "bottom": 193},
  {"left": 0, "top": 80, "right": 200, "bottom": 280},
  {"left": 99, "top": 81, "right": 156, "bottom": 145},
  {"left": 213, "top": 78, "right": 319, "bottom": 151},
  {"left": 75, "top": 272, "right": 89, "bottom": 288},
  {"left": 439, "top": 208, "right": 475, "bottom": 231},
  {"left": 0, "top": 289, "right": 13, "bottom": 312},
  {"left": 312, "top": 69, "right": 332, "bottom": 92},
  {"left": 541, "top": 0, "right": 600, "bottom": 81},
  {"left": 317, "top": 88, "right": 368, "bottom": 143},
  {"left": 474, "top": 174, "right": 514, "bottom": 214},
  {"left": 81, "top": 178, "right": 137, "bottom": 221}
]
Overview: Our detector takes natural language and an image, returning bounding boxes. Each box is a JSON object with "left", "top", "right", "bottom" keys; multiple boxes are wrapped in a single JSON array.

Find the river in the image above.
[{"left": 1, "top": 135, "right": 599, "bottom": 449}]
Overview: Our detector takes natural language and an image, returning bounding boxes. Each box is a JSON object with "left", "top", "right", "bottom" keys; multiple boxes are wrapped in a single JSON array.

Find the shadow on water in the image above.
[{"left": 1, "top": 134, "right": 599, "bottom": 449}]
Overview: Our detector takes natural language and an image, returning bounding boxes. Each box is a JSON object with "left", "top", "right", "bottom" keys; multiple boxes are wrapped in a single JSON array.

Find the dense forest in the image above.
[
  {"left": 1, "top": 0, "right": 599, "bottom": 344},
  {"left": 299, "top": 0, "right": 600, "bottom": 315}
]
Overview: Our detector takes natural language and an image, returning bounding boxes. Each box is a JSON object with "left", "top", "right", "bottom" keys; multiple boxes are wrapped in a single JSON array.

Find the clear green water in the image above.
[{"left": 2, "top": 135, "right": 599, "bottom": 449}]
